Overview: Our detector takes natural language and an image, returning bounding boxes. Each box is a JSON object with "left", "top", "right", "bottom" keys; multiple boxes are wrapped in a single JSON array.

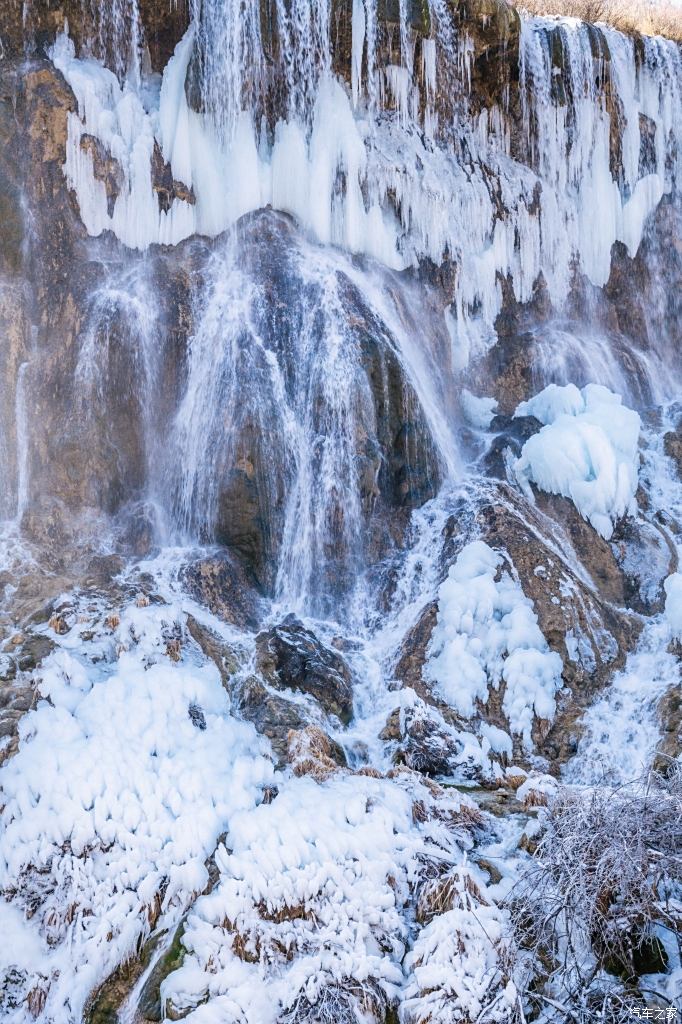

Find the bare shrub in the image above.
[
  {"left": 508, "top": 766, "right": 682, "bottom": 1017},
  {"left": 517, "top": 0, "right": 682, "bottom": 42},
  {"left": 279, "top": 980, "right": 387, "bottom": 1024}
]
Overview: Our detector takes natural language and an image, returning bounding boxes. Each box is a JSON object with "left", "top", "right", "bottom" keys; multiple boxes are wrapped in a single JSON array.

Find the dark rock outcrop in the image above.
[
  {"left": 381, "top": 703, "right": 464, "bottom": 777},
  {"left": 237, "top": 675, "right": 310, "bottom": 763},
  {"left": 255, "top": 615, "right": 354, "bottom": 724}
]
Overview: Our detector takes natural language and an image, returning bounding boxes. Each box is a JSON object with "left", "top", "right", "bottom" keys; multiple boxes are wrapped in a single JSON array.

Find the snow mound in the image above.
[
  {"left": 513, "top": 383, "right": 641, "bottom": 540},
  {"left": 386, "top": 687, "right": 499, "bottom": 782},
  {"left": 161, "top": 772, "right": 506, "bottom": 1023},
  {"left": 423, "top": 541, "right": 563, "bottom": 750},
  {"left": 403, "top": 864, "right": 517, "bottom": 1024},
  {"left": 0, "top": 596, "right": 273, "bottom": 1023}
]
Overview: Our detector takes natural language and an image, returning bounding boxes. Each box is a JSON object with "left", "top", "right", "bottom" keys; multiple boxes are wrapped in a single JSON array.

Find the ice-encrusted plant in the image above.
[{"left": 507, "top": 766, "right": 682, "bottom": 1019}]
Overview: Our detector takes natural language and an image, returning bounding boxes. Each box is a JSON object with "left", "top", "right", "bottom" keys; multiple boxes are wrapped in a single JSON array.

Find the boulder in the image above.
[
  {"left": 0, "top": 683, "right": 36, "bottom": 766},
  {"left": 236, "top": 676, "right": 313, "bottom": 765},
  {"left": 180, "top": 551, "right": 264, "bottom": 631},
  {"left": 255, "top": 615, "right": 354, "bottom": 724},
  {"left": 664, "top": 427, "right": 682, "bottom": 481},
  {"left": 381, "top": 704, "right": 462, "bottom": 778}
]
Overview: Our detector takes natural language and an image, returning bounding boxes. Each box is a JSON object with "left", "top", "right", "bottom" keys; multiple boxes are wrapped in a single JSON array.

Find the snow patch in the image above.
[
  {"left": 161, "top": 772, "right": 491, "bottom": 1022},
  {"left": 0, "top": 597, "right": 274, "bottom": 1022}
]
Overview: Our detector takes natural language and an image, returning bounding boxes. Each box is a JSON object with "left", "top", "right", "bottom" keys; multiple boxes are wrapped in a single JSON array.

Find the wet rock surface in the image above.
[
  {"left": 237, "top": 675, "right": 311, "bottom": 764},
  {"left": 655, "top": 685, "right": 682, "bottom": 771},
  {"left": 180, "top": 550, "right": 264, "bottom": 630},
  {"left": 255, "top": 615, "right": 354, "bottom": 724}
]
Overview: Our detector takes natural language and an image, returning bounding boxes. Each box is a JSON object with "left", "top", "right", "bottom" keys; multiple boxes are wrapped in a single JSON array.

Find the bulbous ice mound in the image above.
[{"left": 513, "top": 383, "right": 641, "bottom": 540}]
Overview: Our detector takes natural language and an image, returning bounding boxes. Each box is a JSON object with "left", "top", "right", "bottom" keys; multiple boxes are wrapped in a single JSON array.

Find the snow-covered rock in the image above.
[
  {"left": 423, "top": 541, "right": 563, "bottom": 750},
  {"left": 513, "top": 383, "right": 641, "bottom": 540}
]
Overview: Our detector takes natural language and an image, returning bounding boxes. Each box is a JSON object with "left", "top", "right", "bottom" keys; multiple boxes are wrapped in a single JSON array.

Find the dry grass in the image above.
[
  {"left": 508, "top": 767, "right": 682, "bottom": 1016},
  {"left": 517, "top": 0, "right": 682, "bottom": 42}
]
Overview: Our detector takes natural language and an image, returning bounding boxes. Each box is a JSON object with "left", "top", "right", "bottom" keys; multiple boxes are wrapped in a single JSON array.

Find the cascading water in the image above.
[
  {"left": 165, "top": 213, "right": 455, "bottom": 614},
  {"left": 51, "top": 0, "right": 682, "bottom": 365},
  {"left": 1, "top": 0, "right": 681, "bottom": 1020}
]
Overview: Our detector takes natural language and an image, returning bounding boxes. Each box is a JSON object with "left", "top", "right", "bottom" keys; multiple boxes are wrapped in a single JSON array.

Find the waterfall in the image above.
[
  {"left": 41, "top": 0, "right": 682, "bottom": 590},
  {"left": 165, "top": 214, "right": 456, "bottom": 614},
  {"left": 50, "top": 4, "right": 682, "bottom": 373},
  {"left": 1, "top": 3, "right": 682, "bottom": 1020}
]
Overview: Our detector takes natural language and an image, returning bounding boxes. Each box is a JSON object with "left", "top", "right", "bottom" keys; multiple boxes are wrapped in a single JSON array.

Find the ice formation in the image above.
[
  {"left": 0, "top": 596, "right": 274, "bottom": 1022},
  {"left": 564, "top": 617, "right": 681, "bottom": 785},
  {"left": 49, "top": 0, "right": 682, "bottom": 367},
  {"left": 460, "top": 389, "right": 498, "bottom": 430},
  {"left": 402, "top": 864, "right": 517, "bottom": 1024},
  {"left": 0, "top": 0, "right": 681, "bottom": 1018},
  {"left": 664, "top": 572, "right": 682, "bottom": 639},
  {"left": 514, "top": 383, "right": 641, "bottom": 539},
  {"left": 160, "top": 772, "right": 513, "bottom": 1023},
  {"left": 423, "top": 541, "right": 563, "bottom": 749}
]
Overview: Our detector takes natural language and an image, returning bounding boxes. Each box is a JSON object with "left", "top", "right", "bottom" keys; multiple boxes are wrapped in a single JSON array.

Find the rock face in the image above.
[
  {"left": 1, "top": 1, "right": 190, "bottom": 71},
  {"left": 393, "top": 482, "right": 644, "bottom": 769},
  {"left": 255, "top": 616, "right": 354, "bottom": 724},
  {"left": 1, "top": 2, "right": 681, "bottom": 1022},
  {"left": 655, "top": 685, "right": 682, "bottom": 771},
  {"left": 171, "top": 212, "right": 445, "bottom": 594}
]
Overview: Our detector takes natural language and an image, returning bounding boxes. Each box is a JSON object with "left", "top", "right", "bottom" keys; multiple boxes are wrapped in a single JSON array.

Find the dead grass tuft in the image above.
[
  {"left": 287, "top": 726, "right": 342, "bottom": 781},
  {"left": 416, "top": 867, "right": 487, "bottom": 925}
]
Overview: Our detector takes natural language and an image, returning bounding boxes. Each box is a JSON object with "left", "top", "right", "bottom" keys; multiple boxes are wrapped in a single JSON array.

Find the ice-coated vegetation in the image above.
[
  {"left": 161, "top": 774, "right": 509, "bottom": 1023},
  {"left": 0, "top": 596, "right": 274, "bottom": 1022},
  {"left": 424, "top": 541, "right": 563, "bottom": 749}
]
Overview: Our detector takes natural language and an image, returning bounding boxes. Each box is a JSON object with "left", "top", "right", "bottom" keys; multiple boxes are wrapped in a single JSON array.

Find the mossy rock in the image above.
[{"left": 136, "top": 922, "right": 187, "bottom": 1022}]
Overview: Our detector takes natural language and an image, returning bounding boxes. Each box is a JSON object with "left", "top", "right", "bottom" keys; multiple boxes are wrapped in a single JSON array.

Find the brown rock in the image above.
[
  {"left": 653, "top": 686, "right": 682, "bottom": 774},
  {"left": 185, "top": 614, "right": 242, "bottom": 687},
  {"left": 664, "top": 429, "right": 682, "bottom": 481},
  {"left": 236, "top": 675, "right": 310, "bottom": 765},
  {"left": 382, "top": 703, "right": 471, "bottom": 778},
  {"left": 180, "top": 551, "right": 264, "bottom": 630},
  {"left": 255, "top": 615, "right": 354, "bottom": 724}
]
